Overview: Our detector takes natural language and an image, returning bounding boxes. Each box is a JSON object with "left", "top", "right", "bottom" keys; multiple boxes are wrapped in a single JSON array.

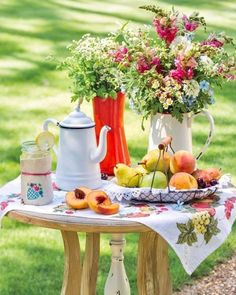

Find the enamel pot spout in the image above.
[{"left": 90, "top": 125, "right": 111, "bottom": 163}]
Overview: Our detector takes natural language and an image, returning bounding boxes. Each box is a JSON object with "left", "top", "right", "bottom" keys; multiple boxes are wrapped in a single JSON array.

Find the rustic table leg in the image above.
[
  {"left": 137, "top": 232, "right": 172, "bottom": 295},
  {"left": 61, "top": 231, "right": 81, "bottom": 295},
  {"left": 81, "top": 233, "right": 100, "bottom": 295},
  {"left": 104, "top": 233, "right": 130, "bottom": 295}
]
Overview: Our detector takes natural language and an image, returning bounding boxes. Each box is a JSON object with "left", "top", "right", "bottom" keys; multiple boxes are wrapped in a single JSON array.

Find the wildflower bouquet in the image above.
[
  {"left": 59, "top": 34, "right": 129, "bottom": 101},
  {"left": 120, "top": 5, "right": 236, "bottom": 122}
]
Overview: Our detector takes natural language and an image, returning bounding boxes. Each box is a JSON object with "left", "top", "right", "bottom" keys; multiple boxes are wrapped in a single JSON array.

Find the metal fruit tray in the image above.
[{"left": 103, "top": 178, "right": 219, "bottom": 203}]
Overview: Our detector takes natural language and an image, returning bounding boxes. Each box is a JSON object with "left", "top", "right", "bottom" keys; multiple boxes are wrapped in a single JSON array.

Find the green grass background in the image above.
[{"left": 0, "top": 0, "right": 236, "bottom": 294}]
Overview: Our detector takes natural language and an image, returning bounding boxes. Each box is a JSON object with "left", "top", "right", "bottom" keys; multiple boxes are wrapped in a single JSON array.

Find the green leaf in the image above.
[
  {"left": 176, "top": 223, "right": 188, "bottom": 233},
  {"left": 115, "top": 33, "right": 125, "bottom": 44},
  {"left": 186, "top": 219, "right": 194, "bottom": 231},
  {"left": 204, "top": 231, "right": 213, "bottom": 244},
  {"left": 187, "top": 234, "right": 193, "bottom": 246},
  {"left": 177, "top": 233, "right": 188, "bottom": 244},
  {"left": 110, "top": 90, "right": 117, "bottom": 99}
]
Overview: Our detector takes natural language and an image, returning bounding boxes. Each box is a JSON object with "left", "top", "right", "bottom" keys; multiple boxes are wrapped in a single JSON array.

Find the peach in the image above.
[
  {"left": 87, "top": 191, "right": 120, "bottom": 215},
  {"left": 170, "top": 150, "right": 196, "bottom": 174},
  {"left": 169, "top": 172, "right": 198, "bottom": 190},
  {"left": 66, "top": 187, "right": 91, "bottom": 209},
  {"left": 97, "top": 203, "right": 120, "bottom": 215}
]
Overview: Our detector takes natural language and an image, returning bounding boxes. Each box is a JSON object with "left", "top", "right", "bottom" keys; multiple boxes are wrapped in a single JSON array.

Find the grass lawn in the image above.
[{"left": 0, "top": 0, "right": 236, "bottom": 294}]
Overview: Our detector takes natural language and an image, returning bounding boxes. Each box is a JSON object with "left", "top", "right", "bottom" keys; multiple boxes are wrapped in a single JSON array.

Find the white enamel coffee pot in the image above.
[{"left": 43, "top": 104, "right": 111, "bottom": 191}]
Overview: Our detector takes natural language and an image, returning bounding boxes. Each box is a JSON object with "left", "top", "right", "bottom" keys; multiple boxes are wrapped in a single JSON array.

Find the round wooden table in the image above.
[{"left": 8, "top": 210, "right": 172, "bottom": 295}]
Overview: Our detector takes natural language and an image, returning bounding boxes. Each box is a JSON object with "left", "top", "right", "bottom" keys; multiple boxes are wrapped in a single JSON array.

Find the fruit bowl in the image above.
[
  {"left": 103, "top": 179, "right": 217, "bottom": 203},
  {"left": 102, "top": 175, "right": 231, "bottom": 203}
]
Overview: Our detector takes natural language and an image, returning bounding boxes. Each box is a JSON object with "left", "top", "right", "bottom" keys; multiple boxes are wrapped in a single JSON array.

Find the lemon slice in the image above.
[{"left": 36, "top": 131, "right": 55, "bottom": 150}]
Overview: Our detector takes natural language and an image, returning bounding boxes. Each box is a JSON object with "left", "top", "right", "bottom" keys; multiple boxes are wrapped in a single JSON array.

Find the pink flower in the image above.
[
  {"left": 65, "top": 210, "right": 74, "bottom": 214},
  {"left": 136, "top": 56, "right": 150, "bottom": 73},
  {"left": 201, "top": 39, "right": 224, "bottom": 48},
  {"left": 225, "top": 209, "right": 231, "bottom": 219},
  {"left": 182, "top": 15, "right": 199, "bottom": 32},
  {"left": 225, "top": 74, "right": 235, "bottom": 81},
  {"left": 170, "top": 67, "right": 186, "bottom": 83},
  {"left": 153, "top": 18, "right": 178, "bottom": 45},
  {"left": 191, "top": 202, "right": 216, "bottom": 216},
  {"left": 225, "top": 200, "right": 234, "bottom": 210},
  {"left": 33, "top": 185, "right": 40, "bottom": 192},
  {"left": 0, "top": 201, "right": 9, "bottom": 211},
  {"left": 186, "top": 68, "right": 194, "bottom": 79},
  {"left": 224, "top": 199, "right": 235, "bottom": 219},
  {"left": 186, "top": 57, "right": 198, "bottom": 69},
  {"left": 110, "top": 47, "right": 130, "bottom": 63},
  {"left": 160, "top": 207, "right": 168, "bottom": 211},
  {"left": 150, "top": 56, "right": 162, "bottom": 73},
  {"left": 228, "top": 197, "right": 236, "bottom": 203}
]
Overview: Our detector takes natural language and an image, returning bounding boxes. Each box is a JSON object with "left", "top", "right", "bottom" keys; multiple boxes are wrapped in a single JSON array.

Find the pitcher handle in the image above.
[
  {"left": 192, "top": 110, "right": 215, "bottom": 160},
  {"left": 43, "top": 118, "right": 59, "bottom": 157}
]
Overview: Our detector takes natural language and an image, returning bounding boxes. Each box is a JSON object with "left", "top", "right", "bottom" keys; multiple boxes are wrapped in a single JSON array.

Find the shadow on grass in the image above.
[
  {"left": 0, "top": 0, "right": 235, "bottom": 103},
  {"left": 0, "top": 228, "right": 139, "bottom": 295},
  {"left": 0, "top": 244, "right": 63, "bottom": 295}
]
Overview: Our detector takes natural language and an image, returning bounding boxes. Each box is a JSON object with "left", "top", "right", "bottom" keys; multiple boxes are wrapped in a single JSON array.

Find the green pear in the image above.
[
  {"left": 139, "top": 171, "right": 167, "bottom": 189},
  {"left": 142, "top": 149, "right": 170, "bottom": 173},
  {"left": 114, "top": 163, "right": 141, "bottom": 188}
]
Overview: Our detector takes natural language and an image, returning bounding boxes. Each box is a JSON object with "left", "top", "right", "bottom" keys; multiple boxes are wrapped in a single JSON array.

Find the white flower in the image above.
[
  {"left": 200, "top": 55, "right": 213, "bottom": 67},
  {"left": 170, "top": 36, "right": 192, "bottom": 54},
  {"left": 160, "top": 92, "right": 167, "bottom": 103},
  {"left": 163, "top": 102, "right": 169, "bottom": 109},
  {"left": 166, "top": 98, "right": 173, "bottom": 106},
  {"left": 183, "top": 80, "right": 200, "bottom": 98}
]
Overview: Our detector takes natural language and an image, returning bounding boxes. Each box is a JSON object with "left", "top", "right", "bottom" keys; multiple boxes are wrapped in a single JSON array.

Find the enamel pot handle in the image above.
[
  {"left": 192, "top": 110, "right": 215, "bottom": 160},
  {"left": 43, "top": 118, "right": 59, "bottom": 157}
]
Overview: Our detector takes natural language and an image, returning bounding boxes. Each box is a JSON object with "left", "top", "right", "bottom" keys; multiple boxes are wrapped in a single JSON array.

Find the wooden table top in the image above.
[{"left": 8, "top": 210, "right": 152, "bottom": 233}]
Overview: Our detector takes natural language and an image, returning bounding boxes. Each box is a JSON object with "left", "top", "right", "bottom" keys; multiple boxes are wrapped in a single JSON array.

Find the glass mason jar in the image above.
[
  {"left": 20, "top": 141, "right": 54, "bottom": 205},
  {"left": 20, "top": 141, "right": 49, "bottom": 160}
]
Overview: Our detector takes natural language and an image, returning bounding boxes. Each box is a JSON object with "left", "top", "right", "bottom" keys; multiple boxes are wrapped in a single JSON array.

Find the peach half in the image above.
[
  {"left": 87, "top": 191, "right": 120, "bottom": 215},
  {"left": 169, "top": 172, "right": 198, "bottom": 190},
  {"left": 170, "top": 150, "right": 196, "bottom": 174},
  {"left": 66, "top": 187, "right": 91, "bottom": 209}
]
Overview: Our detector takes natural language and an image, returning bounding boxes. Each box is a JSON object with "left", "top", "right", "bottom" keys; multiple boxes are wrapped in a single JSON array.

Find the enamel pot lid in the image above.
[{"left": 59, "top": 105, "right": 95, "bottom": 129}]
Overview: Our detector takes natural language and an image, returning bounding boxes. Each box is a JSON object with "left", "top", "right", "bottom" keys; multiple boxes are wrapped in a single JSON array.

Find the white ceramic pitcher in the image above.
[
  {"left": 148, "top": 110, "right": 214, "bottom": 159},
  {"left": 43, "top": 104, "right": 111, "bottom": 191}
]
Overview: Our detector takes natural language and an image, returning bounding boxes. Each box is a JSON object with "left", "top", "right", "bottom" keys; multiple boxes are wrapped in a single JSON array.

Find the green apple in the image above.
[{"left": 139, "top": 171, "right": 167, "bottom": 189}]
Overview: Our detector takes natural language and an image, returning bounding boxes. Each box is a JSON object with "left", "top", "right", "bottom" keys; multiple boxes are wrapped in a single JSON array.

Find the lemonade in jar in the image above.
[{"left": 20, "top": 132, "right": 54, "bottom": 205}]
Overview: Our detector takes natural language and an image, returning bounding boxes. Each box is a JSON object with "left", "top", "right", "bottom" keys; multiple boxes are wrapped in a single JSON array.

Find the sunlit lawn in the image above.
[{"left": 0, "top": 0, "right": 236, "bottom": 294}]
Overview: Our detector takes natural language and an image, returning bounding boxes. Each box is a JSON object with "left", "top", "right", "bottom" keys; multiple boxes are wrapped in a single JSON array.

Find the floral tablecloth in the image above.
[{"left": 0, "top": 175, "right": 236, "bottom": 275}]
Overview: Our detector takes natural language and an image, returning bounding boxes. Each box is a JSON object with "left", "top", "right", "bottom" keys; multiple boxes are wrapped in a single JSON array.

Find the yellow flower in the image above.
[
  {"left": 151, "top": 80, "right": 160, "bottom": 89},
  {"left": 192, "top": 211, "right": 211, "bottom": 234}
]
